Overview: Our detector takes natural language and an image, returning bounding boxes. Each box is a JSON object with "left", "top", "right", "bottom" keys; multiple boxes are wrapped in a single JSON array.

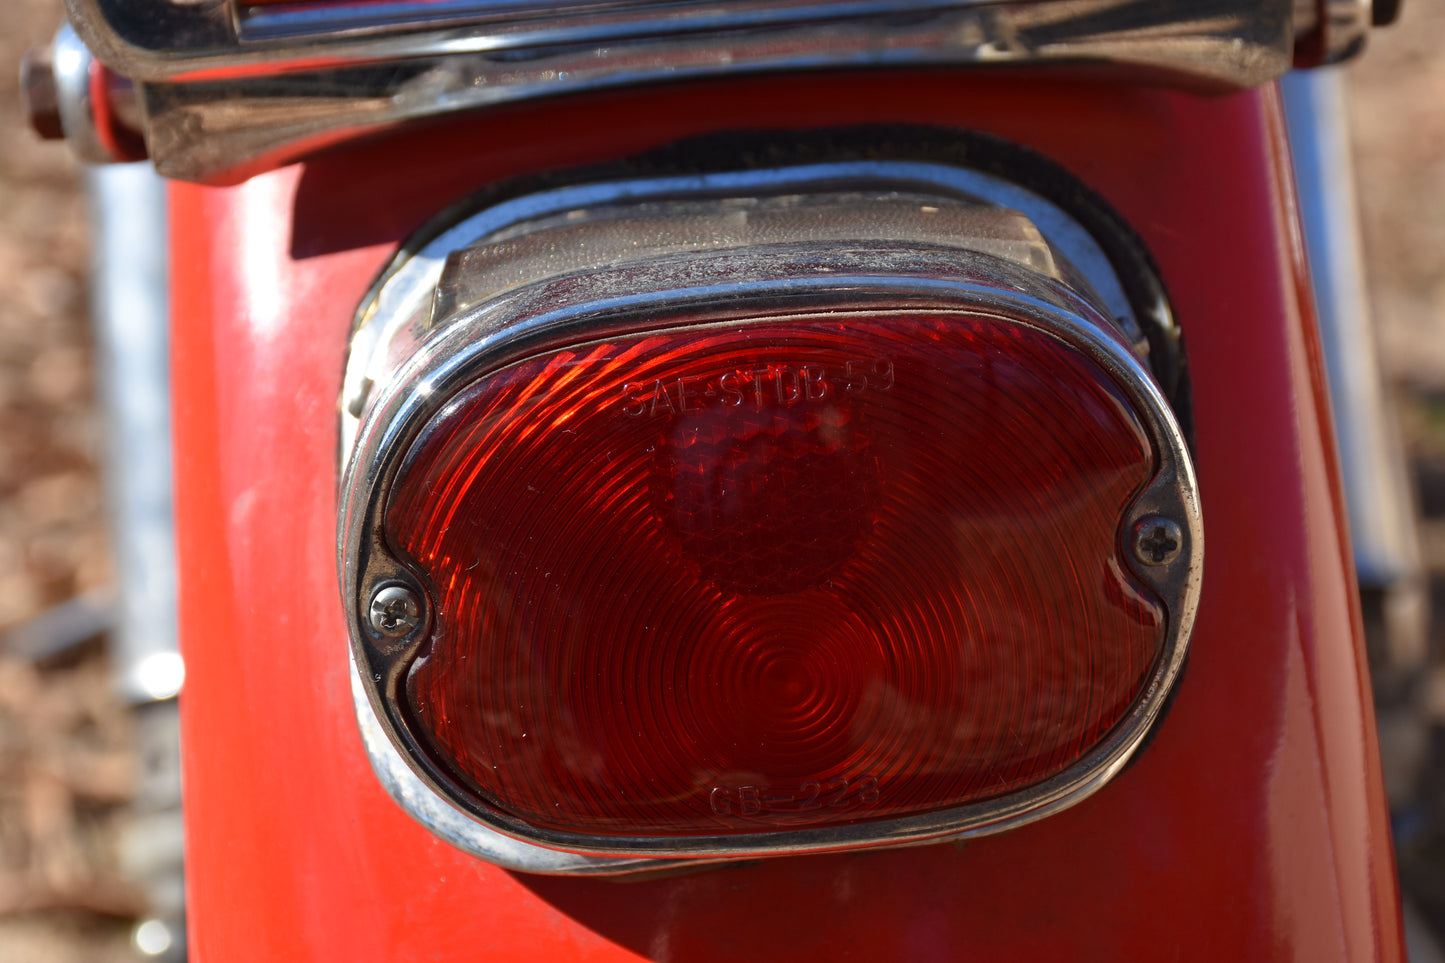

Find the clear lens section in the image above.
[{"left": 385, "top": 313, "right": 1162, "bottom": 838}]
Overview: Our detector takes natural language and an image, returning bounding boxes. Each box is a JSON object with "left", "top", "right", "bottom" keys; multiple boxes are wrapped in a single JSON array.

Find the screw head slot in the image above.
[
  {"left": 369, "top": 585, "right": 422, "bottom": 638},
  {"left": 1131, "top": 517, "right": 1183, "bottom": 567}
]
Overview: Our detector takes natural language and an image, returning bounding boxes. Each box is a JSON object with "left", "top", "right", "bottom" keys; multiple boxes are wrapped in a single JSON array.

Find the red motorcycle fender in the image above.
[{"left": 169, "top": 72, "right": 1404, "bottom": 961}]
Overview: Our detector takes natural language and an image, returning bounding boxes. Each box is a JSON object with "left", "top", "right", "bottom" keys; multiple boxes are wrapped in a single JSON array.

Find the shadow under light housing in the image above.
[{"left": 338, "top": 152, "right": 1202, "bottom": 875}]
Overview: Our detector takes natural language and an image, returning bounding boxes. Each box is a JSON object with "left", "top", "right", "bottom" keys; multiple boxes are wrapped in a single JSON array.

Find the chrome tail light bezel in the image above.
[{"left": 337, "top": 148, "right": 1202, "bottom": 875}]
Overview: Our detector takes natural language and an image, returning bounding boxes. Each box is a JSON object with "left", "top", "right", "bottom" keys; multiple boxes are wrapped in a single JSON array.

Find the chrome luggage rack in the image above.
[{"left": 28, "top": 0, "right": 1391, "bottom": 182}]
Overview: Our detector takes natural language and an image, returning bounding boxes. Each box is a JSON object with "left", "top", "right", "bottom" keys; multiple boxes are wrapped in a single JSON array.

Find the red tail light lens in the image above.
[{"left": 383, "top": 312, "right": 1163, "bottom": 838}]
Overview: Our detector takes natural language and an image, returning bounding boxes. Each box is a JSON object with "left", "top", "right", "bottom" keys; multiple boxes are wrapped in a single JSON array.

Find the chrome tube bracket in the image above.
[{"left": 49, "top": 0, "right": 1365, "bottom": 183}]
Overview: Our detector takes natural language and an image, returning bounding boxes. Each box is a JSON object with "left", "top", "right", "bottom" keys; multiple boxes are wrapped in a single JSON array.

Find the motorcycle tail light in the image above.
[
  {"left": 385, "top": 313, "right": 1162, "bottom": 838},
  {"left": 340, "top": 169, "right": 1200, "bottom": 868}
]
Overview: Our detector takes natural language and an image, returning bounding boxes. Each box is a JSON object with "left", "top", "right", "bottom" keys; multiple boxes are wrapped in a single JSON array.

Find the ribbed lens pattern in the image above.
[{"left": 386, "top": 314, "right": 1163, "bottom": 836}]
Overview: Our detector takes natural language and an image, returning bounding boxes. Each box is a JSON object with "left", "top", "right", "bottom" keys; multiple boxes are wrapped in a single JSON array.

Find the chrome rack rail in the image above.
[{"left": 22, "top": 0, "right": 1398, "bottom": 183}]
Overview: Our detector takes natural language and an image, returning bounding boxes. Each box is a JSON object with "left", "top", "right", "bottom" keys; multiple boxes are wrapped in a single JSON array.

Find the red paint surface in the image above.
[{"left": 171, "top": 72, "right": 1404, "bottom": 960}]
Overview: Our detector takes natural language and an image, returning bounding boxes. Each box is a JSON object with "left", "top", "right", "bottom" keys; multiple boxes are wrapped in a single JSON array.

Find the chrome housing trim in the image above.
[
  {"left": 337, "top": 162, "right": 1201, "bottom": 874},
  {"left": 70, "top": 0, "right": 1294, "bottom": 82},
  {"left": 52, "top": 24, "right": 114, "bottom": 165},
  {"left": 57, "top": 0, "right": 1333, "bottom": 182},
  {"left": 350, "top": 665, "right": 677, "bottom": 875},
  {"left": 338, "top": 158, "right": 1158, "bottom": 451}
]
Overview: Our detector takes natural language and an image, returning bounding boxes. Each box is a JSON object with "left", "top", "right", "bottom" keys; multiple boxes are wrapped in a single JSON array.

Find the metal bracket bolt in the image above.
[
  {"left": 1131, "top": 517, "right": 1183, "bottom": 567},
  {"left": 368, "top": 585, "right": 422, "bottom": 638}
]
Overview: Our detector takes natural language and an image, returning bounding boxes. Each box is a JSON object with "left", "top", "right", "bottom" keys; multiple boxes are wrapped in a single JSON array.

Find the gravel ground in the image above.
[
  {"left": 0, "top": 3, "right": 1442, "bottom": 961},
  {"left": 0, "top": 1, "right": 137, "bottom": 961},
  {"left": 1355, "top": 3, "right": 1445, "bottom": 392}
]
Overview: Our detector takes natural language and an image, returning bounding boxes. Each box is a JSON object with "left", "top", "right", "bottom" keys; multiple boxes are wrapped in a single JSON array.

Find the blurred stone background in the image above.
[
  {"left": 0, "top": 1, "right": 1442, "bottom": 960},
  {"left": 0, "top": 0, "right": 139, "bottom": 959}
]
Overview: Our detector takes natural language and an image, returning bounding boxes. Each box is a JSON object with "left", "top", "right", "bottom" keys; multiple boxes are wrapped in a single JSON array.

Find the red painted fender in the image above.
[{"left": 170, "top": 72, "right": 1403, "bottom": 961}]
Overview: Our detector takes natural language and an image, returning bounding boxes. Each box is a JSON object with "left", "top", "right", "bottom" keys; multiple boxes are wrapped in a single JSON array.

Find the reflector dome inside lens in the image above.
[{"left": 385, "top": 313, "right": 1163, "bottom": 837}]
